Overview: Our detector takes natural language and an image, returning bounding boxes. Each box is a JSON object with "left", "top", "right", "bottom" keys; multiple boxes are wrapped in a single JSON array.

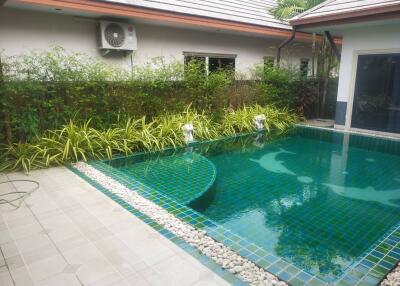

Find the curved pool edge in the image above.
[{"left": 70, "top": 161, "right": 290, "bottom": 286}]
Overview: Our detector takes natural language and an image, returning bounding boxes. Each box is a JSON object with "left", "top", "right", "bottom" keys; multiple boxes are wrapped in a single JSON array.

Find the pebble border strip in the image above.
[
  {"left": 381, "top": 262, "right": 400, "bottom": 286},
  {"left": 73, "top": 162, "right": 287, "bottom": 286}
]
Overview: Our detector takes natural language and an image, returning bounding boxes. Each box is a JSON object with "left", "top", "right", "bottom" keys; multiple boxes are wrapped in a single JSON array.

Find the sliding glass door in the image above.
[{"left": 352, "top": 53, "right": 400, "bottom": 133}]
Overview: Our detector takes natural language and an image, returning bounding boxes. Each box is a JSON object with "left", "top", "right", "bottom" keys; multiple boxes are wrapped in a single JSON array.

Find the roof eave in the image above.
[
  {"left": 15, "top": 0, "right": 322, "bottom": 41},
  {"left": 290, "top": 3, "right": 400, "bottom": 29}
]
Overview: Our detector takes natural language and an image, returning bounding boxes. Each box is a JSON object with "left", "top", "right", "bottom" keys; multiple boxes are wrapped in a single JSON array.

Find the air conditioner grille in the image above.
[{"left": 104, "top": 23, "right": 125, "bottom": 47}]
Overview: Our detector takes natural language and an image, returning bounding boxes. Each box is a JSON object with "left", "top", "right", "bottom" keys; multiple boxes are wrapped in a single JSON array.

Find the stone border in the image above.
[
  {"left": 73, "top": 162, "right": 287, "bottom": 286},
  {"left": 381, "top": 263, "right": 400, "bottom": 286}
]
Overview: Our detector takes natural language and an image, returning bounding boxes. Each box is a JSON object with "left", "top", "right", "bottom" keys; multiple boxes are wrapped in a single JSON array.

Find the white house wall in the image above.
[
  {"left": 0, "top": 8, "right": 312, "bottom": 76},
  {"left": 335, "top": 23, "right": 400, "bottom": 128}
]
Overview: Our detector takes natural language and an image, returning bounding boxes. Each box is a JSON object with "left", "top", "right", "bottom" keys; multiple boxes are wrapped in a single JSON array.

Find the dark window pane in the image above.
[
  {"left": 300, "top": 59, "right": 309, "bottom": 77},
  {"left": 209, "top": 57, "right": 235, "bottom": 73},
  {"left": 352, "top": 54, "right": 400, "bottom": 133}
]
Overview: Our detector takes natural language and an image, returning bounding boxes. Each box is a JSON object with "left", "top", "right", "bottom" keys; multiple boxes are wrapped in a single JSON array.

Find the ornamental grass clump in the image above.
[
  {"left": 220, "top": 105, "right": 300, "bottom": 135},
  {"left": 0, "top": 106, "right": 299, "bottom": 174}
]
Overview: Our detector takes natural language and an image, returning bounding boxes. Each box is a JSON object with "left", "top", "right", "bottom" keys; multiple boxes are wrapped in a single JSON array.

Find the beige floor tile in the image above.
[
  {"left": 75, "top": 257, "right": 119, "bottom": 285},
  {"left": 138, "top": 267, "right": 177, "bottom": 286},
  {"left": 192, "top": 279, "right": 231, "bottom": 286},
  {"left": 1, "top": 241, "right": 19, "bottom": 259},
  {"left": 2, "top": 206, "right": 32, "bottom": 224},
  {"left": 124, "top": 272, "right": 152, "bottom": 286},
  {"left": 5, "top": 253, "right": 25, "bottom": 270},
  {"left": 0, "top": 267, "right": 14, "bottom": 286},
  {"left": 62, "top": 242, "right": 104, "bottom": 265},
  {"left": 152, "top": 254, "right": 203, "bottom": 285},
  {"left": 27, "top": 254, "right": 68, "bottom": 282},
  {"left": 0, "top": 229, "right": 13, "bottom": 245},
  {"left": 36, "top": 273, "right": 81, "bottom": 286},
  {"left": 0, "top": 181, "right": 14, "bottom": 194},
  {"left": 100, "top": 249, "right": 145, "bottom": 278},
  {"left": 86, "top": 271, "right": 125, "bottom": 286},
  {"left": 1, "top": 168, "right": 234, "bottom": 286},
  {"left": 54, "top": 234, "right": 88, "bottom": 253},
  {"left": 10, "top": 265, "right": 35, "bottom": 286},
  {"left": 15, "top": 232, "right": 53, "bottom": 254},
  {"left": 8, "top": 222, "right": 43, "bottom": 240},
  {"left": 118, "top": 232, "right": 176, "bottom": 266},
  {"left": 20, "top": 244, "right": 59, "bottom": 265},
  {"left": 111, "top": 280, "right": 132, "bottom": 286},
  {"left": 0, "top": 254, "right": 5, "bottom": 267},
  {"left": 84, "top": 226, "right": 114, "bottom": 242}
]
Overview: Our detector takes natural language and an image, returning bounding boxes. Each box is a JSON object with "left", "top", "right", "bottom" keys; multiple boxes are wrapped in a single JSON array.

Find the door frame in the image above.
[{"left": 345, "top": 49, "right": 400, "bottom": 133}]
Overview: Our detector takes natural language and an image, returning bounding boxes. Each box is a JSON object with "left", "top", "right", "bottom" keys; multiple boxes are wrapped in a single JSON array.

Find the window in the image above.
[
  {"left": 184, "top": 55, "right": 206, "bottom": 74},
  {"left": 300, "top": 58, "right": 309, "bottom": 77},
  {"left": 264, "top": 56, "right": 275, "bottom": 69},
  {"left": 184, "top": 52, "right": 236, "bottom": 75},
  {"left": 352, "top": 53, "right": 400, "bottom": 133},
  {"left": 209, "top": 57, "right": 235, "bottom": 73}
]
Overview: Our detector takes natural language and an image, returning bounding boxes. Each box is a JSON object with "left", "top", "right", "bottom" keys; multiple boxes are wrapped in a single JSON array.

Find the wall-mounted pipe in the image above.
[
  {"left": 324, "top": 31, "right": 341, "bottom": 61},
  {"left": 276, "top": 28, "right": 296, "bottom": 68}
]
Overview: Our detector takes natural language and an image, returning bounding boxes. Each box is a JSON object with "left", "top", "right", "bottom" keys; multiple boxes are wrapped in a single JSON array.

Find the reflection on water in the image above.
[
  {"left": 190, "top": 129, "right": 400, "bottom": 282},
  {"left": 112, "top": 128, "right": 400, "bottom": 282}
]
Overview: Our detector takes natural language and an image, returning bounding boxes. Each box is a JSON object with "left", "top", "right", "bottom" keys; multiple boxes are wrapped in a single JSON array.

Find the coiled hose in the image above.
[{"left": 0, "top": 180, "right": 39, "bottom": 208}]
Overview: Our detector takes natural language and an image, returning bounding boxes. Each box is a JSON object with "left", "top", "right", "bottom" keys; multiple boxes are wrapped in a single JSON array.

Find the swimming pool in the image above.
[{"left": 81, "top": 126, "right": 400, "bottom": 285}]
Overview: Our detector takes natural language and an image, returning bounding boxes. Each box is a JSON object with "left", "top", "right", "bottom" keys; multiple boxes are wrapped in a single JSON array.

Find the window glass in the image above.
[
  {"left": 352, "top": 54, "right": 400, "bottom": 133},
  {"left": 209, "top": 57, "right": 235, "bottom": 73},
  {"left": 300, "top": 59, "right": 309, "bottom": 77}
]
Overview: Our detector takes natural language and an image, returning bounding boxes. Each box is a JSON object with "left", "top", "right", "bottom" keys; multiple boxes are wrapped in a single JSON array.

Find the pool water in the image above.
[{"left": 111, "top": 127, "right": 400, "bottom": 283}]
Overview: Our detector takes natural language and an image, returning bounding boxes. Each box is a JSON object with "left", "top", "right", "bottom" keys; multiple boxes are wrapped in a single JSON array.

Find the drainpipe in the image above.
[
  {"left": 277, "top": 28, "right": 296, "bottom": 68},
  {"left": 324, "top": 31, "right": 341, "bottom": 61}
]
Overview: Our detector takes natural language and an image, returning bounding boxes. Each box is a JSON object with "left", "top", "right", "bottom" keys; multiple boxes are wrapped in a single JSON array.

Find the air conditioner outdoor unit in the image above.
[{"left": 98, "top": 20, "right": 137, "bottom": 55}]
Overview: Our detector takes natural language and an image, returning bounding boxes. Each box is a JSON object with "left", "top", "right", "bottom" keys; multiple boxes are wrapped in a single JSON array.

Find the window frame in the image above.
[{"left": 183, "top": 52, "right": 237, "bottom": 75}]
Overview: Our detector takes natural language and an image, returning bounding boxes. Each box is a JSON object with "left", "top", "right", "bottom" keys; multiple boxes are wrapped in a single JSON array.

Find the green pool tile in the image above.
[
  {"left": 285, "top": 265, "right": 300, "bottom": 276},
  {"left": 288, "top": 277, "right": 305, "bottom": 286},
  {"left": 256, "top": 258, "right": 271, "bottom": 268},
  {"left": 366, "top": 255, "right": 380, "bottom": 264},
  {"left": 79, "top": 125, "right": 400, "bottom": 286}
]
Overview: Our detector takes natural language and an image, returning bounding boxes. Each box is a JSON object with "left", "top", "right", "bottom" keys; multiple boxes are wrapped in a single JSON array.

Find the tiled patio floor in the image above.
[{"left": 0, "top": 167, "right": 230, "bottom": 286}]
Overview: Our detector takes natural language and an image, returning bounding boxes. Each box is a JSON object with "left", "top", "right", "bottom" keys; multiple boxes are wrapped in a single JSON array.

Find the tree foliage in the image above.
[
  {"left": 270, "top": 0, "right": 326, "bottom": 20},
  {"left": 0, "top": 47, "right": 324, "bottom": 144}
]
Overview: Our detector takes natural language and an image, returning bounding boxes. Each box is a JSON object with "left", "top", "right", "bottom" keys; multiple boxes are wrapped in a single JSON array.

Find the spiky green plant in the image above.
[
  {"left": 0, "top": 143, "right": 45, "bottom": 173},
  {"left": 0, "top": 105, "right": 299, "bottom": 173},
  {"left": 220, "top": 105, "right": 300, "bottom": 135}
]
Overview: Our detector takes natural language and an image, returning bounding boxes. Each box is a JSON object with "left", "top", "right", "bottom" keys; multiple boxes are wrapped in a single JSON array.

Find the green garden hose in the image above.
[{"left": 0, "top": 180, "right": 39, "bottom": 208}]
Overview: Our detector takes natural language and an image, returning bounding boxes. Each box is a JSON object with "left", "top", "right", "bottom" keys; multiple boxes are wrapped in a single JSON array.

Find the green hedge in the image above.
[{"left": 0, "top": 47, "right": 323, "bottom": 144}]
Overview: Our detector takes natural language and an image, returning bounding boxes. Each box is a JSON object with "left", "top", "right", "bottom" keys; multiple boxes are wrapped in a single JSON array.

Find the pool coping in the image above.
[
  {"left": 71, "top": 126, "right": 400, "bottom": 286},
  {"left": 70, "top": 162, "right": 282, "bottom": 286}
]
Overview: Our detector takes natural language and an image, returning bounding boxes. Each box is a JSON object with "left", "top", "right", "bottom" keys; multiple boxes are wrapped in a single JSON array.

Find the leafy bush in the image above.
[
  {"left": 0, "top": 48, "right": 325, "bottom": 144},
  {"left": 253, "top": 66, "right": 319, "bottom": 113},
  {"left": 0, "top": 48, "right": 233, "bottom": 143},
  {"left": 0, "top": 106, "right": 299, "bottom": 173}
]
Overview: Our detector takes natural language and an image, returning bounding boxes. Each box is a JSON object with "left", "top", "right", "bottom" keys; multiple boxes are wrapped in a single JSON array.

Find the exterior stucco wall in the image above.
[
  {"left": 335, "top": 24, "right": 400, "bottom": 128},
  {"left": 0, "top": 8, "right": 312, "bottom": 75}
]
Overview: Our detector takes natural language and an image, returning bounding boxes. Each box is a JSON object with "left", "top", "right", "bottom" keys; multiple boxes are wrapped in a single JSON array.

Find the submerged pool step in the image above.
[{"left": 119, "top": 152, "right": 217, "bottom": 205}]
